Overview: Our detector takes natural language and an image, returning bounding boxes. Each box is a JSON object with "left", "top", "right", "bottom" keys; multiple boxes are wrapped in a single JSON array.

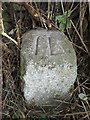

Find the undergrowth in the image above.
[{"left": 1, "top": 2, "right": 90, "bottom": 120}]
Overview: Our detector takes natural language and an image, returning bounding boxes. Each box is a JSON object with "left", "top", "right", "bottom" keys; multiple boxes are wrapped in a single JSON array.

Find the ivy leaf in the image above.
[
  {"left": 55, "top": 15, "right": 63, "bottom": 23},
  {"left": 55, "top": 9, "right": 72, "bottom": 30},
  {"left": 55, "top": 15, "right": 61, "bottom": 21},
  {"left": 55, "top": 15, "right": 66, "bottom": 23},
  {"left": 64, "top": 10, "right": 72, "bottom": 17},
  {"left": 62, "top": 16, "right": 67, "bottom": 24},
  {"left": 59, "top": 23, "right": 66, "bottom": 30},
  {"left": 66, "top": 19, "right": 71, "bottom": 29}
]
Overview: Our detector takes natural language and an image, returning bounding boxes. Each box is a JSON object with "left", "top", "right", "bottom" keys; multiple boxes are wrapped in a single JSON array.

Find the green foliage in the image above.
[
  {"left": 55, "top": 10, "right": 72, "bottom": 30},
  {"left": 12, "top": 110, "right": 21, "bottom": 119},
  {"left": 38, "top": 114, "right": 47, "bottom": 120}
]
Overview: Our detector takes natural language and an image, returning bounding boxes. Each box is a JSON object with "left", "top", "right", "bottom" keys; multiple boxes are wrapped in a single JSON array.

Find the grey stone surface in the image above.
[{"left": 21, "top": 29, "right": 77, "bottom": 108}]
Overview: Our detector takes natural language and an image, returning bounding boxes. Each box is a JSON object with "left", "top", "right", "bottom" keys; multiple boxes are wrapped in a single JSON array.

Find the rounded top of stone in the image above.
[{"left": 21, "top": 29, "right": 76, "bottom": 65}]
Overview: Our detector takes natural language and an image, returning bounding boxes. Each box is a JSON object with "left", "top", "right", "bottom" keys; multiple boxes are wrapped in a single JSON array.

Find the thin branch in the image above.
[
  {"left": 0, "top": 2, "right": 18, "bottom": 45},
  {"left": 2, "top": 32, "right": 18, "bottom": 45},
  {"left": 70, "top": 20, "right": 89, "bottom": 56}
]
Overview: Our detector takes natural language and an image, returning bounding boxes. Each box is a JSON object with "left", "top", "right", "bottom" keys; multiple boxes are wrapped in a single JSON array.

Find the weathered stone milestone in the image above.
[{"left": 21, "top": 29, "right": 77, "bottom": 109}]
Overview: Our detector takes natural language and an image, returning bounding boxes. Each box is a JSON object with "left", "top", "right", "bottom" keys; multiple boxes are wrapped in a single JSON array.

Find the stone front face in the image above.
[{"left": 21, "top": 29, "right": 77, "bottom": 107}]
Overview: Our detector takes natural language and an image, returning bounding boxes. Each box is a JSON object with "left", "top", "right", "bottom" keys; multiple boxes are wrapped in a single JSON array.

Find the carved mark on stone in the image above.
[
  {"left": 47, "top": 37, "right": 52, "bottom": 55},
  {"left": 34, "top": 34, "right": 65, "bottom": 56},
  {"left": 35, "top": 36, "right": 39, "bottom": 55},
  {"left": 34, "top": 35, "right": 52, "bottom": 56}
]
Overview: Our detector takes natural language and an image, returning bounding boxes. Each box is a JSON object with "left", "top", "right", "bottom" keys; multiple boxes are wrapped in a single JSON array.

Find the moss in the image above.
[{"left": 68, "top": 85, "right": 74, "bottom": 93}]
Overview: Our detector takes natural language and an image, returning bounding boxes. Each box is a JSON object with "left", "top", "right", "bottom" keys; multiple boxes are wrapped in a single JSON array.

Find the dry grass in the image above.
[{"left": 1, "top": 2, "right": 90, "bottom": 120}]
